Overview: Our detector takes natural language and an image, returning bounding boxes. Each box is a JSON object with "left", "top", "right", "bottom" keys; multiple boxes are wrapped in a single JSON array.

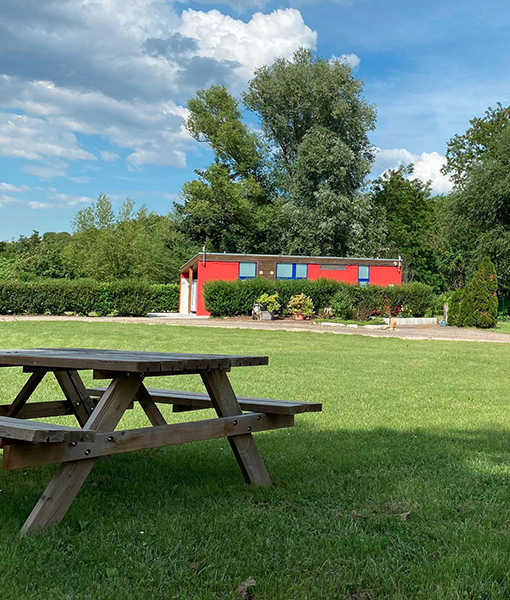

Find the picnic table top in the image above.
[{"left": 0, "top": 348, "right": 269, "bottom": 373}]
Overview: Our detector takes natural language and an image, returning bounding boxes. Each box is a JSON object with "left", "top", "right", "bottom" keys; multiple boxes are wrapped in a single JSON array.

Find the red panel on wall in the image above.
[
  {"left": 307, "top": 264, "right": 359, "bottom": 283},
  {"left": 369, "top": 265, "right": 402, "bottom": 286},
  {"left": 196, "top": 260, "right": 240, "bottom": 316}
]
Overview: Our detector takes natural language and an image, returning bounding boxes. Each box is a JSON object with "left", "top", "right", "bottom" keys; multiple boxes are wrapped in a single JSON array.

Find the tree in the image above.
[
  {"left": 442, "top": 102, "right": 510, "bottom": 184},
  {"left": 371, "top": 165, "right": 442, "bottom": 289},
  {"left": 440, "top": 126, "right": 510, "bottom": 295},
  {"left": 457, "top": 257, "right": 498, "bottom": 328},
  {"left": 177, "top": 85, "right": 283, "bottom": 253},
  {"left": 243, "top": 48, "right": 377, "bottom": 255}
]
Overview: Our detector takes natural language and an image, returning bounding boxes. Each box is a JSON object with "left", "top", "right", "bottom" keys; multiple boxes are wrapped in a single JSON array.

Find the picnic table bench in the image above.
[{"left": 0, "top": 348, "right": 321, "bottom": 535}]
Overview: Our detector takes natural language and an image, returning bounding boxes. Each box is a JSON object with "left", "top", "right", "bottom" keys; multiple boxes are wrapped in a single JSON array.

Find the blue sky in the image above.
[{"left": 1, "top": 0, "right": 509, "bottom": 241}]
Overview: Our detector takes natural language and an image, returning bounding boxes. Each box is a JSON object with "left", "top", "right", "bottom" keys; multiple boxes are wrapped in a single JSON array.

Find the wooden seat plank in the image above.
[
  {"left": 0, "top": 416, "right": 96, "bottom": 443},
  {"left": 87, "top": 387, "right": 322, "bottom": 415}
]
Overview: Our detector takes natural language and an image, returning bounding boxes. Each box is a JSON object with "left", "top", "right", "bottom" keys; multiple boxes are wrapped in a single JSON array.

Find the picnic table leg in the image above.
[
  {"left": 20, "top": 372, "right": 143, "bottom": 536},
  {"left": 201, "top": 369, "right": 271, "bottom": 487},
  {"left": 54, "top": 370, "right": 95, "bottom": 427}
]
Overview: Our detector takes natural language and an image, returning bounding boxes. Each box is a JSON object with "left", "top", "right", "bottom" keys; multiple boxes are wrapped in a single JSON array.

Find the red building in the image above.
[{"left": 179, "top": 252, "right": 402, "bottom": 316}]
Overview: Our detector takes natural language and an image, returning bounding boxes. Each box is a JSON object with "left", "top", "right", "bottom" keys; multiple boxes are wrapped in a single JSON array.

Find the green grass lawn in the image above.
[{"left": 2, "top": 321, "right": 510, "bottom": 599}]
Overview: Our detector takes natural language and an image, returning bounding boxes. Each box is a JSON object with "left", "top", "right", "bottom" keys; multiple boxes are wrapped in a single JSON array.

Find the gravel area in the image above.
[{"left": 1, "top": 314, "right": 510, "bottom": 343}]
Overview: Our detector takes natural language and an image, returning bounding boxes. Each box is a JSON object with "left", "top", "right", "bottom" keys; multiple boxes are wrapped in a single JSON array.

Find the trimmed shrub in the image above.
[
  {"left": 0, "top": 280, "right": 179, "bottom": 316},
  {"left": 456, "top": 257, "right": 498, "bottom": 328}
]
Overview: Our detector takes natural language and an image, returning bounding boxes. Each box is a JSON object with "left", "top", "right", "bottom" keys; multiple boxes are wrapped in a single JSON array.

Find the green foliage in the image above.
[
  {"left": 372, "top": 165, "right": 442, "bottom": 289},
  {"left": 0, "top": 196, "right": 196, "bottom": 285},
  {"left": 455, "top": 257, "right": 498, "bottom": 328},
  {"left": 0, "top": 280, "right": 179, "bottom": 316},
  {"left": 244, "top": 48, "right": 377, "bottom": 256},
  {"left": 442, "top": 102, "right": 510, "bottom": 184},
  {"left": 287, "top": 293, "right": 314, "bottom": 317},
  {"left": 255, "top": 292, "right": 281, "bottom": 314},
  {"left": 439, "top": 112, "right": 510, "bottom": 295},
  {"left": 204, "top": 278, "right": 435, "bottom": 319}
]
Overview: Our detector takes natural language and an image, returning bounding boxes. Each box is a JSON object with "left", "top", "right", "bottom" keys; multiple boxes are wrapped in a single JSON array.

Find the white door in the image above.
[
  {"left": 179, "top": 278, "right": 190, "bottom": 314},
  {"left": 191, "top": 280, "right": 198, "bottom": 313}
]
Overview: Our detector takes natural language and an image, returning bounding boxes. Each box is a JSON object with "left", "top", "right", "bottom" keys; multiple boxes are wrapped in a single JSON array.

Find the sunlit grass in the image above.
[{"left": 1, "top": 321, "right": 510, "bottom": 598}]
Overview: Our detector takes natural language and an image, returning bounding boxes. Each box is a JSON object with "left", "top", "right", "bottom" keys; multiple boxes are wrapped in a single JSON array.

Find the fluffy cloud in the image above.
[
  {"left": 99, "top": 151, "right": 120, "bottom": 162},
  {"left": 374, "top": 148, "right": 454, "bottom": 194},
  {"left": 0, "top": 182, "right": 29, "bottom": 193},
  {"left": 0, "top": 1, "right": 317, "bottom": 174},
  {"left": 180, "top": 9, "right": 317, "bottom": 82},
  {"left": 331, "top": 53, "right": 361, "bottom": 70}
]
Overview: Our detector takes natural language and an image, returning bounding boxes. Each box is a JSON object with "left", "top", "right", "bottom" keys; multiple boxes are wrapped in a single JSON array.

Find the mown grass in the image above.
[{"left": 1, "top": 321, "right": 510, "bottom": 599}]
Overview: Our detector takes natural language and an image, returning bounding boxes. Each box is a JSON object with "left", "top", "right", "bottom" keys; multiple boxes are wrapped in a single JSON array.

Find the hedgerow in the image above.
[
  {"left": 203, "top": 277, "right": 435, "bottom": 318},
  {"left": 0, "top": 280, "right": 179, "bottom": 316}
]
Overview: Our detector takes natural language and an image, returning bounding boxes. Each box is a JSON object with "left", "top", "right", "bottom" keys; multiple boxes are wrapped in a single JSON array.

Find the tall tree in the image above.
[
  {"left": 442, "top": 102, "right": 510, "bottom": 184},
  {"left": 371, "top": 165, "right": 442, "bottom": 289},
  {"left": 440, "top": 126, "right": 510, "bottom": 294},
  {"left": 177, "top": 85, "right": 282, "bottom": 253},
  {"left": 243, "top": 48, "right": 377, "bottom": 255}
]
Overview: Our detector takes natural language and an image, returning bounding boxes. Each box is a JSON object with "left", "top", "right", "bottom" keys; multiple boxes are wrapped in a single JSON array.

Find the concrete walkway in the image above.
[{"left": 2, "top": 314, "right": 510, "bottom": 344}]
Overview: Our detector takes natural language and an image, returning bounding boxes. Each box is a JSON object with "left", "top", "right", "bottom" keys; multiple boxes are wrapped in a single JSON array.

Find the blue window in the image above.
[
  {"left": 358, "top": 265, "right": 369, "bottom": 287},
  {"left": 295, "top": 263, "right": 308, "bottom": 279},
  {"left": 276, "top": 263, "right": 308, "bottom": 280},
  {"left": 239, "top": 262, "right": 257, "bottom": 279}
]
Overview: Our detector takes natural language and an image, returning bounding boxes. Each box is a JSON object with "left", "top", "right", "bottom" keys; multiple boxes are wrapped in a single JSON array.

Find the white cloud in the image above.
[
  {"left": 0, "top": 194, "right": 23, "bottom": 207},
  {"left": 99, "top": 151, "right": 120, "bottom": 162},
  {"left": 332, "top": 53, "right": 361, "bottom": 70},
  {"left": 68, "top": 175, "right": 93, "bottom": 184},
  {"left": 179, "top": 9, "right": 317, "bottom": 83},
  {"left": 374, "top": 148, "right": 454, "bottom": 194},
  {"left": 0, "top": 182, "right": 29, "bottom": 193},
  {"left": 0, "top": 112, "right": 95, "bottom": 162},
  {"left": 0, "top": 2, "right": 317, "bottom": 171},
  {"left": 23, "top": 161, "right": 68, "bottom": 181}
]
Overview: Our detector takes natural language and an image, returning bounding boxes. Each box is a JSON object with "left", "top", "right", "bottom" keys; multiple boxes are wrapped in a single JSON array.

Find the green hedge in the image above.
[
  {"left": 203, "top": 278, "right": 435, "bottom": 318},
  {"left": 0, "top": 280, "right": 179, "bottom": 316}
]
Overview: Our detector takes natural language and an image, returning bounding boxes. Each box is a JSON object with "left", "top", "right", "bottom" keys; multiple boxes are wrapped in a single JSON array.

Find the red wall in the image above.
[
  {"left": 183, "top": 260, "right": 402, "bottom": 316},
  {"left": 307, "top": 264, "right": 359, "bottom": 283},
  {"left": 369, "top": 265, "right": 402, "bottom": 286},
  {"left": 196, "top": 260, "right": 239, "bottom": 316}
]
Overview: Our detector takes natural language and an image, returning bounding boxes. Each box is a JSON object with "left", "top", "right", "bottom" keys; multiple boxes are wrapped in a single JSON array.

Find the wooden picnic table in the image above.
[{"left": 0, "top": 348, "right": 321, "bottom": 535}]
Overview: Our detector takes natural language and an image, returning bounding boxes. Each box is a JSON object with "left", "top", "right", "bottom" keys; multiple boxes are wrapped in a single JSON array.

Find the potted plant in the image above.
[
  {"left": 287, "top": 294, "right": 314, "bottom": 320},
  {"left": 253, "top": 293, "right": 281, "bottom": 320}
]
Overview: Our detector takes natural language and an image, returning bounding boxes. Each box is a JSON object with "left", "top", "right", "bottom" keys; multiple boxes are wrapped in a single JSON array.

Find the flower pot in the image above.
[{"left": 294, "top": 313, "right": 304, "bottom": 321}]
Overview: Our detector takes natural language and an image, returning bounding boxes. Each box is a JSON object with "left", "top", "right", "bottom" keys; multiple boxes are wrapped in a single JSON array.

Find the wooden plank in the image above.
[
  {"left": 201, "top": 369, "right": 271, "bottom": 487},
  {"left": 0, "top": 401, "right": 73, "bottom": 419},
  {"left": 54, "top": 371, "right": 91, "bottom": 427},
  {"left": 92, "top": 367, "right": 232, "bottom": 380},
  {"left": 88, "top": 387, "right": 323, "bottom": 415},
  {"left": 0, "top": 416, "right": 96, "bottom": 443},
  {"left": 0, "top": 348, "right": 268, "bottom": 373},
  {"left": 68, "top": 370, "right": 95, "bottom": 415},
  {"left": 6, "top": 371, "right": 46, "bottom": 418},
  {"left": 136, "top": 385, "right": 167, "bottom": 426},
  {"left": 20, "top": 373, "right": 143, "bottom": 536},
  {"left": 3, "top": 413, "right": 293, "bottom": 470}
]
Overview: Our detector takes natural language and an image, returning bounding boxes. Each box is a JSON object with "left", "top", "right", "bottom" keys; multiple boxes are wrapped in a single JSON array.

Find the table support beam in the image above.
[
  {"left": 20, "top": 373, "right": 143, "bottom": 536},
  {"left": 201, "top": 369, "right": 271, "bottom": 487}
]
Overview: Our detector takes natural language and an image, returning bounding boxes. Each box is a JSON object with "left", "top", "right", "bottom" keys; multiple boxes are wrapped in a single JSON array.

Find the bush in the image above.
[
  {"left": 455, "top": 257, "right": 498, "bottom": 328},
  {"left": 255, "top": 293, "right": 281, "bottom": 314},
  {"left": 287, "top": 294, "right": 313, "bottom": 317},
  {"left": 0, "top": 280, "right": 179, "bottom": 316},
  {"left": 204, "top": 277, "right": 436, "bottom": 319}
]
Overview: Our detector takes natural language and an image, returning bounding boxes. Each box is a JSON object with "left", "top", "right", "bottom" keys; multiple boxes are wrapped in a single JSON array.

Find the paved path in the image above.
[{"left": 1, "top": 314, "right": 510, "bottom": 344}]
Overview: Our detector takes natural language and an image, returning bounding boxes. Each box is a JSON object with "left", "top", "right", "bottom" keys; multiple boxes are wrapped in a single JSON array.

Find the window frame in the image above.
[
  {"left": 276, "top": 263, "right": 308, "bottom": 280},
  {"left": 358, "top": 265, "right": 370, "bottom": 287},
  {"left": 238, "top": 261, "right": 257, "bottom": 280}
]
